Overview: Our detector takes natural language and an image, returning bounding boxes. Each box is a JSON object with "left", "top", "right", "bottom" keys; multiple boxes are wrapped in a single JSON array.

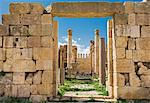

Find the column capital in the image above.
[
  {"left": 67, "top": 29, "right": 72, "bottom": 35},
  {"left": 95, "top": 29, "right": 100, "bottom": 35}
]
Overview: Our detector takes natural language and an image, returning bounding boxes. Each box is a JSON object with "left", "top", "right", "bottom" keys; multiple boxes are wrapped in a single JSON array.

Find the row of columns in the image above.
[
  {"left": 59, "top": 28, "right": 106, "bottom": 85},
  {"left": 90, "top": 29, "right": 106, "bottom": 85}
]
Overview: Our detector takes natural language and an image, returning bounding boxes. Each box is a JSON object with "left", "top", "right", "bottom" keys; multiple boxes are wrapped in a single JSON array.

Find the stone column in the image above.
[
  {"left": 95, "top": 29, "right": 100, "bottom": 74},
  {"left": 53, "top": 20, "right": 58, "bottom": 96},
  {"left": 67, "top": 29, "right": 72, "bottom": 78},
  {"left": 90, "top": 40, "right": 94, "bottom": 75},
  {"left": 60, "top": 46, "right": 65, "bottom": 84},
  {"left": 99, "top": 38, "right": 106, "bottom": 85}
]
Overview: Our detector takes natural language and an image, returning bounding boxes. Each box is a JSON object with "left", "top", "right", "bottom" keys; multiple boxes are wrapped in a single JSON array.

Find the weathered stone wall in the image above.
[
  {"left": 0, "top": 3, "right": 55, "bottom": 102},
  {"left": 0, "top": 1, "right": 150, "bottom": 101},
  {"left": 113, "top": 2, "right": 150, "bottom": 99},
  {"left": 77, "top": 54, "right": 91, "bottom": 74}
]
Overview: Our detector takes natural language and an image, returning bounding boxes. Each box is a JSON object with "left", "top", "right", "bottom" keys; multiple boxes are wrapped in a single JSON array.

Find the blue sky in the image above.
[{"left": 0, "top": 0, "right": 142, "bottom": 54}]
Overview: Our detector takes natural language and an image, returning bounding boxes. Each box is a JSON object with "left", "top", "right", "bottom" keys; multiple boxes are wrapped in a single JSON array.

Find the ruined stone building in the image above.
[
  {"left": 58, "top": 28, "right": 106, "bottom": 79},
  {"left": 0, "top": 1, "right": 150, "bottom": 102}
]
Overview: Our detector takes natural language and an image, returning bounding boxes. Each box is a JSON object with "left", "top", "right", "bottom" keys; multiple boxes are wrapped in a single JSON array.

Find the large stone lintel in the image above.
[{"left": 51, "top": 2, "right": 124, "bottom": 17}]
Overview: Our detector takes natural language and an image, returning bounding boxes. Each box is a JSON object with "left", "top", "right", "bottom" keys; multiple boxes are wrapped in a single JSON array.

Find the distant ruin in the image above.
[{"left": 0, "top": 1, "right": 150, "bottom": 102}]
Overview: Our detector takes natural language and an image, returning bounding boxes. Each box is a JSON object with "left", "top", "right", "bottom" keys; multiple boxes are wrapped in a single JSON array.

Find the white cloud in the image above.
[{"left": 59, "top": 36, "right": 90, "bottom": 54}]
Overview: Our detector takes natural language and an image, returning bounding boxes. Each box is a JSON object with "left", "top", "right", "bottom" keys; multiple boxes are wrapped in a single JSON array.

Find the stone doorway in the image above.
[
  {"left": 0, "top": 1, "right": 150, "bottom": 102},
  {"left": 53, "top": 15, "right": 115, "bottom": 99}
]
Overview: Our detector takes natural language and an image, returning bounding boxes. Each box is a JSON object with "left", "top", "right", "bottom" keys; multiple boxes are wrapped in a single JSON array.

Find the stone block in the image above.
[
  {"left": 115, "top": 37, "right": 127, "bottom": 48},
  {"left": 12, "top": 85, "right": 17, "bottom": 97},
  {"left": 126, "top": 50, "right": 132, "bottom": 59},
  {"left": 0, "top": 73, "right": 13, "bottom": 85},
  {"left": 21, "top": 26, "right": 29, "bottom": 36},
  {"left": 41, "top": 14, "right": 52, "bottom": 24},
  {"left": 0, "top": 84, "right": 5, "bottom": 96},
  {"left": 10, "top": 25, "right": 29, "bottom": 36},
  {"left": 30, "top": 3, "right": 44, "bottom": 14},
  {"left": 4, "top": 85, "right": 12, "bottom": 96},
  {"left": 41, "top": 36, "right": 53, "bottom": 47},
  {"left": 12, "top": 60, "right": 36, "bottom": 72},
  {"left": 3, "top": 36, "right": 14, "bottom": 48},
  {"left": 128, "top": 13, "right": 136, "bottom": 25},
  {"left": 141, "top": 75, "right": 150, "bottom": 87},
  {"left": 136, "top": 14, "right": 149, "bottom": 25},
  {"left": 124, "top": 2, "right": 135, "bottom": 13},
  {"left": 27, "top": 37, "right": 41, "bottom": 47},
  {"left": 37, "top": 84, "right": 53, "bottom": 96},
  {"left": 114, "top": 14, "right": 128, "bottom": 25},
  {"left": 141, "top": 26, "right": 150, "bottom": 37},
  {"left": 6, "top": 48, "right": 32, "bottom": 60},
  {"left": 20, "top": 14, "right": 41, "bottom": 25},
  {"left": 136, "top": 38, "right": 150, "bottom": 50},
  {"left": 17, "top": 48, "right": 32, "bottom": 60},
  {"left": 133, "top": 50, "right": 150, "bottom": 61},
  {"left": 52, "top": 2, "right": 124, "bottom": 17},
  {"left": 30, "top": 85, "right": 37, "bottom": 95},
  {"left": 3, "top": 59, "right": 13, "bottom": 72},
  {"left": 29, "top": 25, "right": 42, "bottom": 36},
  {"left": 114, "top": 73, "right": 125, "bottom": 87},
  {"left": 117, "top": 87, "right": 150, "bottom": 99},
  {"left": 42, "top": 24, "right": 52, "bottom": 36},
  {"left": 0, "top": 25, "right": 9, "bottom": 36},
  {"left": 30, "top": 95, "right": 47, "bottom": 102},
  {"left": 130, "top": 26, "right": 140, "bottom": 37},
  {"left": 115, "top": 25, "right": 125, "bottom": 36},
  {"left": 9, "top": 3, "right": 31, "bottom": 14},
  {"left": 134, "top": 2, "right": 150, "bottom": 14},
  {"left": 33, "top": 71, "right": 42, "bottom": 84},
  {"left": 6, "top": 48, "right": 15, "bottom": 59},
  {"left": 2, "top": 14, "right": 20, "bottom": 25},
  {"left": 128, "top": 38, "right": 136, "bottom": 50},
  {"left": 0, "top": 48, "right": 5, "bottom": 60},
  {"left": 33, "top": 48, "right": 53, "bottom": 60},
  {"left": 14, "top": 37, "right": 27, "bottom": 48},
  {"left": 18, "top": 85, "right": 30, "bottom": 97},
  {"left": 36, "top": 60, "right": 53, "bottom": 70},
  {"left": 42, "top": 71, "right": 53, "bottom": 83},
  {"left": 116, "top": 59, "right": 134, "bottom": 72},
  {"left": 130, "top": 73, "right": 141, "bottom": 87},
  {"left": 116, "top": 48, "right": 125, "bottom": 59},
  {"left": 25, "top": 73, "right": 33, "bottom": 84},
  {"left": 13, "top": 73, "right": 25, "bottom": 84}
]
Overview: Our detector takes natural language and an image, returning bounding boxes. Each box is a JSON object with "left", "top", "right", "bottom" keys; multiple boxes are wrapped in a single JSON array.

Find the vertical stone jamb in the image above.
[{"left": 107, "top": 19, "right": 113, "bottom": 97}]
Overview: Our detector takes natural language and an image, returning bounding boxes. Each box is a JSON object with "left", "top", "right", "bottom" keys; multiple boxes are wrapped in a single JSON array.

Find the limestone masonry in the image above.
[{"left": 0, "top": 1, "right": 150, "bottom": 102}]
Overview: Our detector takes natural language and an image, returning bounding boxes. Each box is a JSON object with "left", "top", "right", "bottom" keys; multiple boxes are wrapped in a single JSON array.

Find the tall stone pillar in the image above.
[
  {"left": 90, "top": 40, "right": 95, "bottom": 76},
  {"left": 67, "top": 29, "right": 72, "bottom": 78},
  {"left": 107, "top": 20, "right": 113, "bottom": 96},
  {"left": 99, "top": 38, "right": 106, "bottom": 85},
  {"left": 60, "top": 46, "right": 65, "bottom": 84},
  {"left": 95, "top": 29, "right": 99, "bottom": 74}
]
